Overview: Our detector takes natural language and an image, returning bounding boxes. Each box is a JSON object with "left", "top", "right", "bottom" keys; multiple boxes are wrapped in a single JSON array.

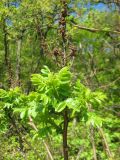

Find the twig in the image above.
[
  {"left": 73, "top": 24, "right": 120, "bottom": 35},
  {"left": 28, "top": 116, "right": 54, "bottom": 160},
  {"left": 98, "top": 127, "right": 113, "bottom": 159},
  {"left": 76, "top": 146, "right": 84, "bottom": 160},
  {"left": 99, "top": 77, "right": 120, "bottom": 89},
  {"left": 90, "top": 124, "right": 97, "bottom": 160}
]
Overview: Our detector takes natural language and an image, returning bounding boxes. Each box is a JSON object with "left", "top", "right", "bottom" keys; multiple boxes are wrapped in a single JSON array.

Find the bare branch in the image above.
[
  {"left": 99, "top": 77, "right": 120, "bottom": 89},
  {"left": 28, "top": 116, "right": 54, "bottom": 160},
  {"left": 73, "top": 24, "right": 120, "bottom": 35}
]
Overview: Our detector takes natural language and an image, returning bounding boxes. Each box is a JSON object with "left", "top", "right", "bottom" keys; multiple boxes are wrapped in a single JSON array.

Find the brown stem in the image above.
[
  {"left": 28, "top": 116, "right": 54, "bottom": 160},
  {"left": 72, "top": 24, "right": 120, "bottom": 35},
  {"left": 59, "top": 1, "right": 69, "bottom": 160},
  {"left": 98, "top": 127, "right": 113, "bottom": 159},
  {"left": 63, "top": 108, "right": 68, "bottom": 160},
  {"left": 90, "top": 124, "right": 97, "bottom": 160}
]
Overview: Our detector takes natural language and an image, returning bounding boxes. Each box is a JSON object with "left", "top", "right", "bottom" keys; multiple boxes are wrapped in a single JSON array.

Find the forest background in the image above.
[{"left": 0, "top": 0, "right": 120, "bottom": 160}]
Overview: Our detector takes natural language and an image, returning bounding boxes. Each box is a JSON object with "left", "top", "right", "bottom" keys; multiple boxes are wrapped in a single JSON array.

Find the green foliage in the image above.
[
  {"left": 0, "top": 66, "right": 108, "bottom": 159},
  {"left": 0, "top": 66, "right": 105, "bottom": 133},
  {"left": 0, "top": 0, "right": 120, "bottom": 159}
]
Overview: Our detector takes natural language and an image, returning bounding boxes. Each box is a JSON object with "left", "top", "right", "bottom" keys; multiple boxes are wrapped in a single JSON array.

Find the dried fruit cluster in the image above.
[{"left": 59, "top": 0, "right": 68, "bottom": 42}]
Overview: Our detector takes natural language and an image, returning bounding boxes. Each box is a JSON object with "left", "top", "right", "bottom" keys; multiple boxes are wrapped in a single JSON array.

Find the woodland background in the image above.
[{"left": 0, "top": 0, "right": 120, "bottom": 160}]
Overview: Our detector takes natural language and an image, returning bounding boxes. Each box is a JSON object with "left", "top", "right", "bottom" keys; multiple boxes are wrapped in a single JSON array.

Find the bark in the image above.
[
  {"left": 3, "top": 19, "right": 13, "bottom": 88},
  {"left": 90, "top": 124, "right": 97, "bottom": 160},
  {"left": 63, "top": 108, "right": 68, "bottom": 160},
  {"left": 98, "top": 127, "right": 113, "bottom": 159},
  {"left": 16, "top": 39, "right": 22, "bottom": 86},
  {"left": 60, "top": 1, "right": 69, "bottom": 160}
]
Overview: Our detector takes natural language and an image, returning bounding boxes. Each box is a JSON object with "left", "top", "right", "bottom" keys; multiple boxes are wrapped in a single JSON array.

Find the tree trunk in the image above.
[
  {"left": 3, "top": 18, "right": 13, "bottom": 88},
  {"left": 63, "top": 108, "right": 68, "bottom": 160},
  {"left": 16, "top": 39, "right": 22, "bottom": 86}
]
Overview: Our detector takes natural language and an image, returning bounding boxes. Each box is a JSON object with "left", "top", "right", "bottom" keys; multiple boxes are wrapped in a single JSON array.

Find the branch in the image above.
[
  {"left": 73, "top": 24, "right": 120, "bottom": 35},
  {"left": 86, "top": 77, "right": 120, "bottom": 90},
  {"left": 103, "top": 107, "right": 120, "bottom": 116},
  {"left": 90, "top": 124, "right": 97, "bottom": 160},
  {"left": 99, "top": 76, "right": 120, "bottom": 89},
  {"left": 76, "top": 146, "right": 84, "bottom": 160},
  {"left": 98, "top": 127, "right": 113, "bottom": 159},
  {"left": 28, "top": 116, "right": 54, "bottom": 160},
  {"left": 94, "top": 0, "right": 120, "bottom": 6}
]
